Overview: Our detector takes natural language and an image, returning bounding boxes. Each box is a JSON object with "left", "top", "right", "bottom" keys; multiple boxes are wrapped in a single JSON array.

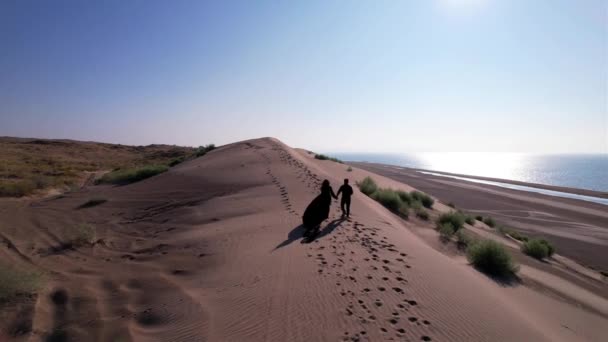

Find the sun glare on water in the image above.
[{"left": 417, "top": 152, "right": 527, "bottom": 181}]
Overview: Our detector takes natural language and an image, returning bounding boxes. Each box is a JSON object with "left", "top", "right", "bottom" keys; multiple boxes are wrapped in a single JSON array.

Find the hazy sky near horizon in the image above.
[{"left": 1, "top": 0, "right": 607, "bottom": 153}]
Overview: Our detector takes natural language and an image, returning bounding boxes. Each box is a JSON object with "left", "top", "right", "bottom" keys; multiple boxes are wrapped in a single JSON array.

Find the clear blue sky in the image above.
[{"left": 1, "top": 0, "right": 606, "bottom": 153}]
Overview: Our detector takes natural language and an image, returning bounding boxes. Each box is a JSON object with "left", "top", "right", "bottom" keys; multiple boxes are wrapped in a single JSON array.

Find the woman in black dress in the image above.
[{"left": 302, "top": 179, "right": 338, "bottom": 234}]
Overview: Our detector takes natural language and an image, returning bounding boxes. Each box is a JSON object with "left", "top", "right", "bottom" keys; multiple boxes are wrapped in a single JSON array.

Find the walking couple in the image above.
[{"left": 302, "top": 178, "right": 353, "bottom": 236}]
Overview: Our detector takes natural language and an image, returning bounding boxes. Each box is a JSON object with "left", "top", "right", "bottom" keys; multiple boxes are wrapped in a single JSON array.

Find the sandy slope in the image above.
[{"left": 1, "top": 137, "right": 607, "bottom": 341}]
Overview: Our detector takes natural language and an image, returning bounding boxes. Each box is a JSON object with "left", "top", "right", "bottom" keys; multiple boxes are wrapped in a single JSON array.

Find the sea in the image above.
[{"left": 332, "top": 153, "right": 608, "bottom": 193}]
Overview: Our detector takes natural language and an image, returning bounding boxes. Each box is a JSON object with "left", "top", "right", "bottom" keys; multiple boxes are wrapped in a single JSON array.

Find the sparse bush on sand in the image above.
[
  {"left": 371, "top": 189, "right": 402, "bottom": 212},
  {"left": 438, "top": 222, "right": 455, "bottom": 240},
  {"left": 415, "top": 208, "right": 429, "bottom": 221},
  {"left": 98, "top": 165, "right": 168, "bottom": 185},
  {"left": 467, "top": 240, "right": 518, "bottom": 278},
  {"left": 77, "top": 198, "right": 107, "bottom": 209},
  {"left": 396, "top": 190, "right": 413, "bottom": 206},
  {"left": 447, "top": 202, "right": 456, "bottom": 208},
  {"left": 411, "top": 191, "right": 434, "bottom": 209},
  {"left": 521, "top": 238, "right": 555, "bottom": 260},
  {"left": 475, "top": 215, "right": 483, "bottom": 221},
  {"left": 357, "top": 177, "right": 378, "bottom": 196},
  {"left": 347, "top": 166, "right": 353, "bottom": 172},
  {"left": 314, "top": 154, "right": 343, "bottom": 163},
  {"left": 464, "top": 214, "right": 475, "bottom": 225},
  {"left": 483, "top": 216, "right": 496, "bottom": 228},
  {"left": 0, "top": 263, "right": 44, "bottom": 302},
  {"left": 195, "top": 144, "right": 216, "bottom": 157},
  {"left": 541, "top": 239, "right": 555, "bottom": 257},
  {"left": 436, "top": 212, "right": 466, "bottom": 232},
  {"left": 357, "top": 177, "right": 434, "bottom": 220},
  {"left": 168, "top": 157, "right": 185, "bottom": 167}
]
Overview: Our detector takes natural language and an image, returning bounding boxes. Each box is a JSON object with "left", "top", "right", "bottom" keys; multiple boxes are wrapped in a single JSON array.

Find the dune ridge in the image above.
[{"left": 0, "top": 137, "right": 607, "bottom": 341}]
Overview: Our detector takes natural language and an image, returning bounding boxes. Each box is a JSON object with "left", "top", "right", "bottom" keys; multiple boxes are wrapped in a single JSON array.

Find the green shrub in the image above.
[
  {"left": 168, "top": 157, "right": 185, "bottom": 167},
  {"left": 483, "top": 216, "right": 496, "bottom": 228},
  {"left": 195, "top": 144, "right": 216, "bottom": 157},
  {"left": 78, "top": 198, "right": 107, "bottom": 209},
  {"left": 539, "top": 239, "right": 555, "bottom": 257},
  {"left": 438, "top": 222, "right": 455, "bottom": 240},
  {"left": 357, "top": 177, "right": 378, "bottom": 196},
  {"left": 410, "top": 200, "right": 422, "bottom": 210},
  {"left": 411, "top": 191, "right": 434, "bottom": 208},
  {"left": 522, "top": 238, "right": 555, "bottom": 259},
  {"left": 467, "top": 240, "right": 518, "bottom": 277},
  {"left": 415, "top": 208, "right": 429, "bottom": 221},
  {"left": 396, "top": 190, "right": 413, "bottom": 206},
  {"left": 0, "top": 264, "right": 44, "bottom": 302},
  {"left": 464, "top": 215, "right": 475, "bottom": 225},
  {"left": 314, "top": 154, "right": 343, "bottom": 163},
  {"left": 371, "top": 188, "right": 403, "bottom": 212},
  {"left": 98, "top": 165, "right": 168, "bottom": 185},
  {"left": 436, "top": 211, "right": 466, "bottom": 232},
  {"left": 475, "top": 215, "right": 483, "bottom": 221}
]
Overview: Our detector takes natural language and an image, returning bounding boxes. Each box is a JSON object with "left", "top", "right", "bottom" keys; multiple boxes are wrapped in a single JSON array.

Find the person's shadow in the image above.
[
  {"left": 273, "top": 224, "right": 307, "bottom": 250},
  {"left": 315, "top": 218, "right": 345, "bottom": 240},
  {"left": 273, "top": 218, "right": 345, "bottom": 250}
]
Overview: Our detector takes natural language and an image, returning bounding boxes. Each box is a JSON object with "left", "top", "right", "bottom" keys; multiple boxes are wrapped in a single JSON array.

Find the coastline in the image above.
[
  {"left": 351, "top": 161, "right": 608, "bottom": 272},
  {"left": 356, "top": 162, "right": 608, "bottom": 199}
]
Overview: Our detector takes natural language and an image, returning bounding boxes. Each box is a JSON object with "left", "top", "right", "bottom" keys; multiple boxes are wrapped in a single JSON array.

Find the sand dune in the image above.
[{"left": 1, "top": 138, "right": 607, "bottom": 341}]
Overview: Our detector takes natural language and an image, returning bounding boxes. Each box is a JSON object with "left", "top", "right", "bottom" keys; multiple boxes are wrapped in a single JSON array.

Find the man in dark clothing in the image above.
[{"left": 337, "top": 178, "right": 353, "bottom": 217}]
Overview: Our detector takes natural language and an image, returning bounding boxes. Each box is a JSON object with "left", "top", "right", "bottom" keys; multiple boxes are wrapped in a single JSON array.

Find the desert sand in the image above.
[{"left": 1, "top": 138, "right": 607, "bottom": 341}]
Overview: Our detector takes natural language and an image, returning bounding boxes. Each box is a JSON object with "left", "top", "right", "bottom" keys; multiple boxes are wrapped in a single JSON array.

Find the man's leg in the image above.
[
  {"left": 341, "top": 198, "right": 346, "bottom": 217},
  {"left": 346, "top": 198, "right": 351, "bottom": 216}
]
